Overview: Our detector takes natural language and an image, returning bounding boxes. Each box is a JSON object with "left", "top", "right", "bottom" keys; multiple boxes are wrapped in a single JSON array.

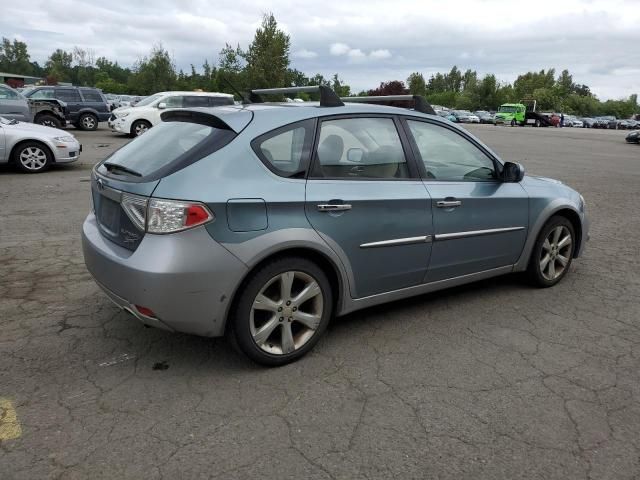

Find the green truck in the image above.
[{"left": 494, "top": 101, "right": 552, "bottom": 127}]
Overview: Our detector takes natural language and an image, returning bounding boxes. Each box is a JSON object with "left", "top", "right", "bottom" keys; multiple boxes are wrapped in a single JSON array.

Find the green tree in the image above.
[
  {"left": 407, "top": 72, "right": 426, "bottom": 96},
  {"left": 45, "top": 49, "right": 73, "bottom": 82},
  {"left": 0, "top": 38, "right": 33, "bottom": 74},
  {"left": 244, "top": 13, "right": 290, "bottom": 89},
  {"left": 128, "top": 44, "right": 176, "bottom": 95}
]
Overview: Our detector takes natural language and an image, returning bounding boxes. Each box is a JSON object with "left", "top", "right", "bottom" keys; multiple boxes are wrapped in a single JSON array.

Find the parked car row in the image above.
[
  {"left": 105, "top": 94, "right": 145, "bottom": 110},
  {"left": 108, "top": 91, "right": 234, "bottom": 137}
]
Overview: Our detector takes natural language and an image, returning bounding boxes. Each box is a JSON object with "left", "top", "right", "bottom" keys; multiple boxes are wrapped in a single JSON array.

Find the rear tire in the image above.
[
  {"left": 231, "top": 257, "right": 333, "bottom": 366},
  {"left": 78, "top": 113, "right": 98, "bottom": 131},
  {"left": 527, "top": 216, "right": 575, "bottom": 288},
  {"left": 34, "top": 114, "right": 62, "bottom": 129},
  {"left": 13, "top": 141, "right": 52, "bottom": 173}
]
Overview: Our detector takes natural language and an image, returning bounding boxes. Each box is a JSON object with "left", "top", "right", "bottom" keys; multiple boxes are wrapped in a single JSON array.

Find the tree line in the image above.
[{"left": 0, "top": 13, "right": 636, "bottom": 118}]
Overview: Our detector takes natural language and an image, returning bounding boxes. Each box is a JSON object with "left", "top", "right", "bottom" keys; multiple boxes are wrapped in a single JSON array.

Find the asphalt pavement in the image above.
[{"left": 1, "top": 123, "right": 639, "bottom": 479}]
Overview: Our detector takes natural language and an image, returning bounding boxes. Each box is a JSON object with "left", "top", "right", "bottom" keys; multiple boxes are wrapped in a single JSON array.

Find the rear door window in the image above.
[
  {"left": 183, "top": 96, "right": 210, "bottom": 107},
  {"left": 80, "top": 90, "right": 104, "bottom": 102},
  {"left": 209, "top": 96, "right": 234, "bottom": 107},
  {"left": 55, "top": 89, "right": 82, "bottom": 102}
]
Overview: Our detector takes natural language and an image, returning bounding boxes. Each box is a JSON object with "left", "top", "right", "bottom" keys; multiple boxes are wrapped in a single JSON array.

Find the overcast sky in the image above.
[{"left": 2, "top": 0, "right": 638, "bottom": 99}]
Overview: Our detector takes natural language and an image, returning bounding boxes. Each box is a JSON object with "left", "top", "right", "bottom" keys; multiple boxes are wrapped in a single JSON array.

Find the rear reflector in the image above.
[{"left": 135, "top": 305, "right": 156, "bottom": 318}]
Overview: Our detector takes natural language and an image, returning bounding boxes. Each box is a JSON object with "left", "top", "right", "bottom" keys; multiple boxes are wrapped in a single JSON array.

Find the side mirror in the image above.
[
  {"left": 347, "top": 148, "right": 364, "bottom": 163},
  {"left": 502, "top": 162, "right": 525, "bottom": 182},
  {"left": 157, "top": 102, "right": 167, "bottom": 109}
]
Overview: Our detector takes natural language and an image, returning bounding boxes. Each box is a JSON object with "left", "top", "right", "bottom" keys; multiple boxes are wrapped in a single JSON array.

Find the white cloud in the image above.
[
  {"left": 293, "top": 49, "right": 318, "bottom": 59},
  {"left": 330, "top": 43, "right": 351, "bottom": 56},
  {"left": 347, "top": 49, "right": 366, "bottom": 59},
  {"left": 369, "top": 49, "right": 391, "bottom": 59},
  {"left": 0, "top": 0, "right": 639, "bottom": 98}
]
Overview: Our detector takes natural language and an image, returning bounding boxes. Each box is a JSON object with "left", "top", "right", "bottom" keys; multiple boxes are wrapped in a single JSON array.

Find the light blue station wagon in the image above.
[{"left": 82, "top": 86, "right": 588, "bottom": 365}]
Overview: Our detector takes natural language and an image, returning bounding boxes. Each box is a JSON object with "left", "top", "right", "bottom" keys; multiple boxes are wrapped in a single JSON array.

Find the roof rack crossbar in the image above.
[
  {"left": 249, "top": 86, "right": 344, "bottom": 107},
  {"left": 339, "top": 95, "right": 436, "bottom": 115}
]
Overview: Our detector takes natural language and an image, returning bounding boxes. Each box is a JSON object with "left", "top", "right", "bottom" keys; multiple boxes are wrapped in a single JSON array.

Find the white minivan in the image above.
[{"left": 108, "top": 91, "right": 234, "bottom": 137}]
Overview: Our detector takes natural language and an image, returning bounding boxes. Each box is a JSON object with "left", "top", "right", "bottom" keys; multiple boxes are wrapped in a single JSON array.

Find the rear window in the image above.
[{"left": 98, "top": 119, "right": 236, "bottom": 181}]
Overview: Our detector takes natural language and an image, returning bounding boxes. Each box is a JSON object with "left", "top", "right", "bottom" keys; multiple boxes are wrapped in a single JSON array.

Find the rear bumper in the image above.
[{"left": 82, "top": 213, "right": 248, "bottom": 337}]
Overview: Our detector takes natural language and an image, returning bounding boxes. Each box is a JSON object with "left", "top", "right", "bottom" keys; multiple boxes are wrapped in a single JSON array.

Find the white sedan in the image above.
[{"left": 0, "top": 116, "right": 81, "bottom": 173}]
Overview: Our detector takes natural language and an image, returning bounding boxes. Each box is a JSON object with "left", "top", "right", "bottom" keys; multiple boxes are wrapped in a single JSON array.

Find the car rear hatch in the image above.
[{"left": 91, "top": 107, "right": 253, "bottom": 251}]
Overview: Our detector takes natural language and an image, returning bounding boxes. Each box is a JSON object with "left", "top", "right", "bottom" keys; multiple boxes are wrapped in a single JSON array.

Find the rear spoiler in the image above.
[{"left": 160, "top": 108, "right": 253, "bottom": 133}]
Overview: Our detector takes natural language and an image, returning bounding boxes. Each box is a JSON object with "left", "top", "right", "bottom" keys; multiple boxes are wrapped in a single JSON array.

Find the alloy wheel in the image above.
[
  {"left": 82, "top": 115, "right": 97, "bottom": 129},
  {"left": 135, "top": 123, "right": 149, "bottom": 136},
  {"left": 19, "top": 146, "right": 48, "bottom": 171},
  {"left": 250, "top": 271, "right": 324, "bottom": 355},
  {"left": 539, "top": 226, "right": 572, "bottom": 281}
]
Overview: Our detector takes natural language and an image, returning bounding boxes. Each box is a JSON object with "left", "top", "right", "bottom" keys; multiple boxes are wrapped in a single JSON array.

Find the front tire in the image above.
[
  {"left": 510, "top": 118, "right": 516, "bottom": 127},
  {"left": 13, "top": 141, "right": 52, "bottom": 173},
  {"left": 34, "top": 113, "right": 62, "bottom": 129},
  {"left": 231, "top": 257, "right": 333, "bottom": 366},
  {"left": 78, "top": 113, "right": 98, "bottom": 131},
  {"left": 527, "top": 216, "right": 575, "bottom": 287},
  {"left": 130, "top": 120, "right": 152, "bottom": 137}
]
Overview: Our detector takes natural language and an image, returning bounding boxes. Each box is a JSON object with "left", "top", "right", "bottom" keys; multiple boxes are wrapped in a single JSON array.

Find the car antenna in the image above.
[{"left": 221, "top": 77, "right": 247, "bottom": 104}]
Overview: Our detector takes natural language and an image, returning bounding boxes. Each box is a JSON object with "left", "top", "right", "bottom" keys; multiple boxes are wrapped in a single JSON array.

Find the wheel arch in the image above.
[
  {"left": 515, "top": 203, "right": 584, "bottom": 271},
  {"left": 9, "top": 139, "right": 55, "bottom": 165},
  {"left": 224, "top": 245, "right": 346, "bottom": 335}
]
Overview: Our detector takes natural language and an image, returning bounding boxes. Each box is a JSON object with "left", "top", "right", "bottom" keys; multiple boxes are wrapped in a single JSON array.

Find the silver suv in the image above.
[{"left": 82, "top": 87, "right": 589, "bottom": 366}]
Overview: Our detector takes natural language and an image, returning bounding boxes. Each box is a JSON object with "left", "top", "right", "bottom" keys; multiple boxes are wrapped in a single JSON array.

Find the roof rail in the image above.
[
  {"left": 339, "top": 95, "right": 436, "bottom": 115},
  {"left": 249, "top": 86, "right": 344, "bottom": 107}
]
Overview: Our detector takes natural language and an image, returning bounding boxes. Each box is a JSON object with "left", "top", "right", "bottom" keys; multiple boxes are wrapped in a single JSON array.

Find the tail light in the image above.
[{"left": 121, "top": 194, "right": 214, "bottom": 234}]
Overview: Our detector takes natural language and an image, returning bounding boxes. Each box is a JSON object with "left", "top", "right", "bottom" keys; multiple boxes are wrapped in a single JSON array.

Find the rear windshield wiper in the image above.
[{"left": 103, "top": 162, "right": 142, "bottom": 177}]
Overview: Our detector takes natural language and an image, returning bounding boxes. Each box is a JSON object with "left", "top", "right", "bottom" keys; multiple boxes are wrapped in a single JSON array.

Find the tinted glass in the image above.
[
  {"left": 183, "top": 96, "right": 210, "bottom": 107},
  {"left": 257, "top": 123, "right": 310, "bottom": 176},
  {"left": 81, "top": 90, "right": 104, "bottom": 102},
  {"left": 164, "top": 96, "right": 183, "bottom": 108},
  {"left": 100, "top": 121, "right": 233, "bottom": 178},
  {"left": 209, "top": 96, "right": 234, "bottom": 106},
  {"left": 314, "top": 117, "right": 409, "bottom": 179},
  {"left": 407, "top": 120, "right": 496, "bottom": 181},
  {"left": 55, "top": 89, "right": 82, "bottom": 102}
]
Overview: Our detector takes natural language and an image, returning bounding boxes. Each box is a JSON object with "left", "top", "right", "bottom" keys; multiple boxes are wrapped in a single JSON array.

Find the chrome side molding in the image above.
[
  {"left": 435, "top": 226, "right": 525, "bottom": 241},
  {"left": 360, "top": 235, "right": 433, "bottom": 248}
]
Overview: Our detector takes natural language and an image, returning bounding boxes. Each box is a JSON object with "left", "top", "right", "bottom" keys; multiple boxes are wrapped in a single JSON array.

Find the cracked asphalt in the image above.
[{"left": 1, "top": 124, "right": 639, "bottom": 479}]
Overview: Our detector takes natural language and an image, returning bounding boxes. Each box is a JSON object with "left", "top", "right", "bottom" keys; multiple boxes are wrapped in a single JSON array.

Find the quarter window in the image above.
[
  {"left": 407, "top": 120, "right": 496, "bottom": 181},
  {"left": 252, "top": 120, "right": 315, "bottom": 177},
  {"left": 313, "top": 117, "right": 409, "bottom": 179}
]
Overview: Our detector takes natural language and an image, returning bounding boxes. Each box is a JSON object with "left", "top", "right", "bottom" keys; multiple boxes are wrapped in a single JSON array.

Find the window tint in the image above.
[
  {"left": 209, "top": 96, "right": 234, "bottom": 107},
  {"left": 253, "top": 120, "right": 314, "bottom": 177},
  {"left": 80, "top": 90, "right": 103, "bottom": 102},
  {"left": 183, "top": 96, "right": 210, "bottom": 107},
  {"left": 314, "top": 117, "right": 409, "bottom": 179},
  {"left": 164, "top": 96, "right": 183, "bottom": 108},
  {"left": 55, "top": 89, "right": 81, "bottom": 102},
  {"left": 99, "top": 121, "right": 235, "bottom": 178},
  {"left": 0, "top": 86, "right": 19, "bottom": 99},
  {"left": 407, "top": 120, "right": 496, "bottom": 181}
]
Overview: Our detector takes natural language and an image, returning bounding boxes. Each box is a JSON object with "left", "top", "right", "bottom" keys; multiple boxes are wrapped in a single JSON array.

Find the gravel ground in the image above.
[{"left": 1, "top": 124, "right": 639, "bottom": 479}]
